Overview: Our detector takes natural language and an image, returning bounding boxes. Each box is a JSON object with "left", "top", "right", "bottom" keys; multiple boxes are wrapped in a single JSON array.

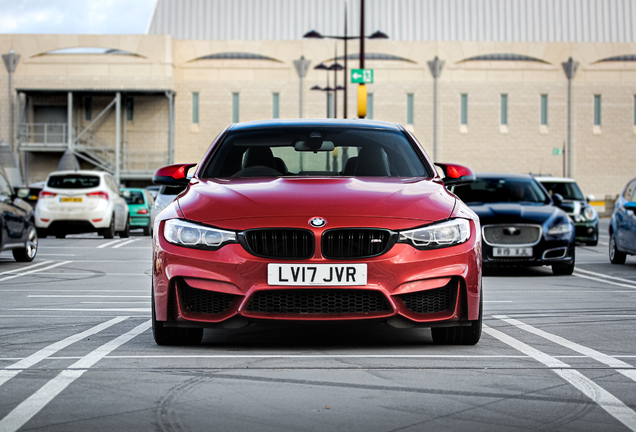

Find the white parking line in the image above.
[
  {"left": 0, "top": 320, "right": 150, "bottom": 432},
  {"left": 96, "top": 240, "right": 121, "bottom": 249},
  {"left": 484, "top": 324, "right": 636, "bottom": 431},
  {"left": 12, "top": 308, "right": 150, "bottom": 312},
  {"left": 0, "top": 261, "right": 53, "bottom": 276},
  {"left": 494, "top": 315, "right": 636, "bottom": 382},
  {"left": 112, "top": 239, "right": 139, "bottom": 249},
  {"left": 575, "top": 268, "right": 636, "bottom": 286},
  {"left": 28, "top": 295, "right": 147, "bottom": 298},
  {"left": 573, "top": 272, "right": 636, "bottom": 289},
  {"left": 0, "top": 317, "right": 127, "bottom": 388},
  {"left": 0, "top": 261, "right": 73, "bottom": 282}
]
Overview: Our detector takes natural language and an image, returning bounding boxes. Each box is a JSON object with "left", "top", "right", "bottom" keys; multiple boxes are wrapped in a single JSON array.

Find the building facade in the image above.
[{"left": 1, "top": 0, "right": 635, "bottom": 201}]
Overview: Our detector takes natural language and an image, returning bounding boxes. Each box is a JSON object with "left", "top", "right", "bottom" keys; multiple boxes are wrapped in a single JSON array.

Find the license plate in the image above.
[
  {"left": 493, "top": 247, "right": 532, "bottom": 257},
  {"left": 60, "top": 197, "right": 82, "bottom": 203},
  {"left": 268, "top": 264, "right": 367, "bottom": 286}
]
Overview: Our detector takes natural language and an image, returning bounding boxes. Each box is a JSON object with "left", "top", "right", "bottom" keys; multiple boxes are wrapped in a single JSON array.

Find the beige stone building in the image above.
[{"left": 1, "top": 0, "right": 635, "bottom": 202}]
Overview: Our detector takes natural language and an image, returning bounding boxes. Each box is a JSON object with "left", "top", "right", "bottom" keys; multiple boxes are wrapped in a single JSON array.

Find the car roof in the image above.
[
  {"left": 47, "top": 170, "right": 107, "bottom": 177},
  {"left": 533, "top": 176, "right": 576, "bottom": 183},
  {"left": 476, "top": 173, "right": 535, "bottom": 180},
  {"left": 226, "top": 118, "right": 404, "bottom": 132}
]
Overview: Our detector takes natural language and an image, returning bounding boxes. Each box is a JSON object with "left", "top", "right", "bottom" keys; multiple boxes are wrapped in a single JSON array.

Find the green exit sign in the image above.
[{"left": 351, "top": 69, "right": 373, "bottom": 84}]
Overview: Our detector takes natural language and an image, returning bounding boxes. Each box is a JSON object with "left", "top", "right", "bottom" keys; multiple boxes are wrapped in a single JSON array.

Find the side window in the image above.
[
  {"left": 624, "top": 181, "right": 636, "bottom": 201},
  {"left": 628, "top": 181, "right": 636, "bottom": 201},
  {"left": 0, "top": 173, "right": 12, "bottom": 197}
]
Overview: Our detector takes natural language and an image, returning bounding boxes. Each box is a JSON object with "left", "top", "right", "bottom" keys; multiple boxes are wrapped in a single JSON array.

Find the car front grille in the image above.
[
  {"left": 482, "top": 224, "right": 541, "bottom": 246},
  {"left": 242, "top": 229, "right": 314, "bottom": 259},
  {"left": 245, "top": 289, "right": 392, "bottom": 314},
  {"left": 179, "top": 283, "right": 237, "bottom": 315},
  {"left": 397, "top": 283, "right": 456, "bottom": 314},
  {"left": 322, "top": 229, "right": 394, "bottom": 259}
]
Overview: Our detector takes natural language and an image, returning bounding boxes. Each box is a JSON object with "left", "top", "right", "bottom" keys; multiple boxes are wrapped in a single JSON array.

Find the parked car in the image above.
[
  {"left": 535, "top": 176, "right": 598, "bottom": 246},
  {"left": 149, "top": 184, "right": 186, "bottom": 237},
  {"left": 121, "top": 187, "right": 154, "bottom": 236},
  {"left": 609, "top": 176, "right": 636, "bottom": 264},
  {"left": 0, "top": 167, "right": 38, "bottom": 262},
  {"left": 151, "top": 119, "right": 482, "bottom": 346},
  {"left": 13, "top": 181, "right": 44, "bottom": 209},
  {"left": 453, "top": 173, "right": 576, "bottom": 275},
  {"left": 35, "top": 170, "right": 129, "bottom": 239}
]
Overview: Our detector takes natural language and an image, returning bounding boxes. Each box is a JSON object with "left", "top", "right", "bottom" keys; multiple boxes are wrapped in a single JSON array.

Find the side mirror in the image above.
[
  {"left": 625, "top": 201, "right": 636, "bottom": 210},
  {"left": 153, "top": 163, "right": 196, "bottom": 186},
  {"left": 435, "top": 163, "right": 475, "bottom": 186},
  {"left": 552, "top": 193, "right": 564, "bottom": 206},
  {"left": 16, "top": 187, "right": 30, "bottom": 199}
]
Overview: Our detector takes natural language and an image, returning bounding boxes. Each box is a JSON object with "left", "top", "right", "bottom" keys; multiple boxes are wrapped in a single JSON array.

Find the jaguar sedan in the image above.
[
  {"left": 453, "top": 173, "right": 575, "bottom": 275},
  {"left": 151, "top": 119, "right": 482, "bottom": 346}
]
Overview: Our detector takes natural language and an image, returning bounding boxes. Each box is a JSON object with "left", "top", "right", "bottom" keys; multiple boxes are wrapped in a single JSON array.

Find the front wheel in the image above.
[
  {"left": 13, "top": 226, "right": 38, "bottom": 262},
  {"left": 152, "top": 287, "right": 203, "bottom": 346},
  {"left": 431, "top": 295, "right": 482, "bottom": 345},
  {"left": 609, "top": 232, "right": 626, "bottom": 264}
]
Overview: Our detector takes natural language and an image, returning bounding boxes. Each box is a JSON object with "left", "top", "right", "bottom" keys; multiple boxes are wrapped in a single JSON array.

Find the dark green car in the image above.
[{"left": 121, "top": 188, "right": 154, "bottom": 236}]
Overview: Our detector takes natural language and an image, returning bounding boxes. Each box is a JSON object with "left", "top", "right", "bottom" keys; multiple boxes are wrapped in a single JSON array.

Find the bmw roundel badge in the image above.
[{"left": 309, "top": 217, "right": 327, "bottom": 228}]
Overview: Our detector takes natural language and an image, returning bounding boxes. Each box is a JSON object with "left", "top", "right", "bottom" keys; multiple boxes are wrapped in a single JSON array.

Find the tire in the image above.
[
  {"left": 552, "top": 247, "right": 575, "bottom": 275},
  {"left": 152, "top": 287, "right": 203, "bottom": 346},
  {"left": 13, "top": 226, "right": 38, "bottom": 262},
  {"left": 55, "top": 233, "right": 66, "bottom": 239},
  {"left": 36, "top": 228, "right": 48, "bottom": 238},
  {"left": 609, "top": 232, "right": 627, "bottom": 264},
  {"left": 103, "top": 215, "right": 115, "bottom": 239},
  {"left": 431, "top": 294, "right": 482, "bottom": 345},
  {"left": 142, "top": 224, "right": 151, "bottom": 236},
  {"left": 586, "top": 240, "right": 598, "bottom": 247},
  {"left": 119, "top": 218, "right": 130, "bottom": 238}
]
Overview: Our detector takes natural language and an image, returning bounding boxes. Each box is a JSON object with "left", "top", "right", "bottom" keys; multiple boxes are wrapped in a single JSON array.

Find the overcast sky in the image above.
[{"left": 0, "top": 0, "right": 158, "bottom": 34}]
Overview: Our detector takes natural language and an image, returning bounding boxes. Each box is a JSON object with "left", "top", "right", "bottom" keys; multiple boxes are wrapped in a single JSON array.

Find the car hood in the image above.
[
  {"left": 176, "top": 177, "right": 457, "bottom": 230},
  {"left": 469, "top": 203, "right": 561, "bottom": 225}
]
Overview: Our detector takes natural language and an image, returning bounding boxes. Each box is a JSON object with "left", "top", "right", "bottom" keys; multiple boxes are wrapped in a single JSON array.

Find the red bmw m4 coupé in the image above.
[{"left": 151, "top": 119, "right": 482, "bottom": 345}]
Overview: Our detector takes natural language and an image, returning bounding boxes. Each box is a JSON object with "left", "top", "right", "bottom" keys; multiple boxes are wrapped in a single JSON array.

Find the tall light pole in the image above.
[
  {"left": 428, "top": 56, "right": 445, "bottom": 161},
  {"left": 303, "top": 10, "right": 387, "bottom": 118},
  {"left": 293, "top": 56, "right": 311, "bottom": 118},
  {"left": 562, "top": 57, "right": 579, "bottom": 178},
  {"left": 3, "top": 50, "right": 20, "bottom": 161}
]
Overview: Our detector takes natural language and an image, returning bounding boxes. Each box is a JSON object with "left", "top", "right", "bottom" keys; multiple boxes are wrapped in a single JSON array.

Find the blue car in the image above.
[{"left": 609, "top": 176, "right": 636, "bottom": 264}]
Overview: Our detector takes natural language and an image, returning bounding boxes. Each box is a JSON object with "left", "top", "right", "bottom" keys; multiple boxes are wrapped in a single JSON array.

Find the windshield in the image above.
[
  {"left": 47, "top": 175, "right": 100, "bottom": 189},
  {"left": 453, "top": 178, "right": 550, "bottom": 205},
  {"left": 123, "top": 190, "right": 145, "bottom": 205},
  {"left": 539, "top": 181, "right": 585, "bottom": 200},
  {"left": 200, "top": 126, "right": 432, "bottom": 178}
]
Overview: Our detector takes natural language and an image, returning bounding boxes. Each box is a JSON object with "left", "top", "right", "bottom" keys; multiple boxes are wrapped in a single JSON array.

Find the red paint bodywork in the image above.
[{"left": 153, "top": 177, "right": 482, "bottom": 327}]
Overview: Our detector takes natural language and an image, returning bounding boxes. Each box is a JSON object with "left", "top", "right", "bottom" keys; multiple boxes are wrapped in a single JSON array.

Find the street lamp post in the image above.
[
  {"left": 293, "top": 56, "right": 311, "bottom": 118},
  {"left": 2, "top": 50, "right": 20, "bottom": 163},
  {"left": 303, "top": 10, "right": 387, "bottom": 118}
]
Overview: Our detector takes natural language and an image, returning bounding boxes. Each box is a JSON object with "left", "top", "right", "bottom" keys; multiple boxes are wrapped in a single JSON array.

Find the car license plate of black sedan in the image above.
[
  {"left": 268, "top": 264, "right": 367, "bottom": 286},
  {"left": 493, "top": 247, "right": 533, "bottom": 257}
]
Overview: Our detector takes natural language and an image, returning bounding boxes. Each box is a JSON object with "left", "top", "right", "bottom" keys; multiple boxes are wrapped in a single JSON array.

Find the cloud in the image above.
[{"left": 0, "top": 0, "right": 157, "bottom": 34}]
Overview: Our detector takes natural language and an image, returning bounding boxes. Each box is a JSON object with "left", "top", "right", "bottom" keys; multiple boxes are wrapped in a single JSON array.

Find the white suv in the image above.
[{"left": 35, "top": 170, "right": 130, "bottom": 239}]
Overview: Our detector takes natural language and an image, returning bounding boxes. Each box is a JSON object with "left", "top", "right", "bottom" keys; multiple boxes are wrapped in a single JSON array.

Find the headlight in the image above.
[
  {"left": 398, "top": 219, "right": 471, "bottom": 250},
  {"left": 164, "top": 219, "right": 237, "bottom": 250},
  {"left": 583, "top": 206, "right": 597, "bottom": 221},
  {"left": 547, "top": 222, "right": 572, "bottom": 236}
]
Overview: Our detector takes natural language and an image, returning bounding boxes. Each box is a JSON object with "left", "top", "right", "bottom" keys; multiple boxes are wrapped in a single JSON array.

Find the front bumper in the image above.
[
  {"left": 482, "top": 237, "right": 574, "bottom": 267},
  {"left": 152, "top": 220, "right": 482, "bottom": 329}
]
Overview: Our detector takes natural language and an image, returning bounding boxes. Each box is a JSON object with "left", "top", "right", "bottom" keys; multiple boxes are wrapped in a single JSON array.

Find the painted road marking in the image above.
[{"left": 0, "top": 320, "right": 150, "bottom": 432}]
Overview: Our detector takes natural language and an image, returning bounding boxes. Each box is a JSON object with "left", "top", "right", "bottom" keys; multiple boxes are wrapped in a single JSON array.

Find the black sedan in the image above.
[
  {"left": 0, "top": 167, "right": 38, "bottom": 262},
  {"left": 453, "top": 173, "right": 575, "bottom": 275}
]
